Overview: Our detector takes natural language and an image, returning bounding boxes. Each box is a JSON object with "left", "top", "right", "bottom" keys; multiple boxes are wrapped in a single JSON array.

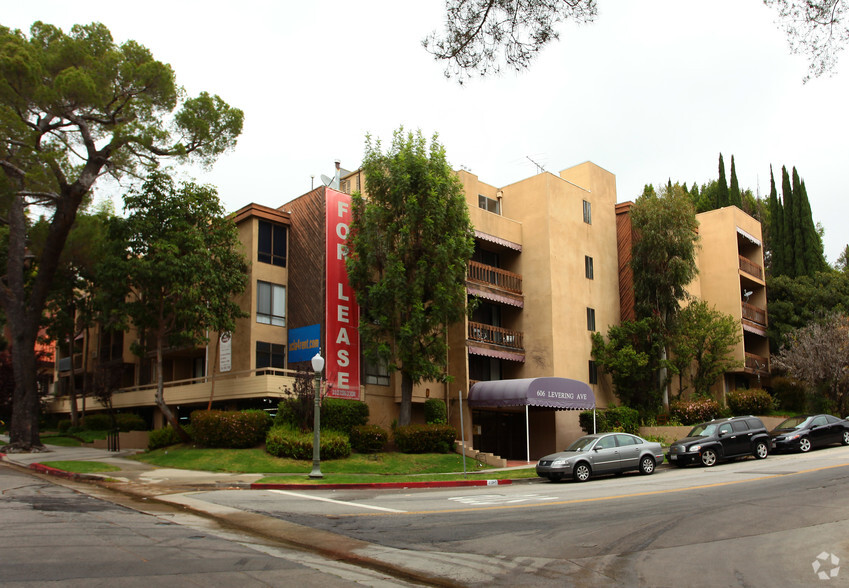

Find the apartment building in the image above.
[{"left": 46, "top": 161, "right": 767, "bottom": 462}]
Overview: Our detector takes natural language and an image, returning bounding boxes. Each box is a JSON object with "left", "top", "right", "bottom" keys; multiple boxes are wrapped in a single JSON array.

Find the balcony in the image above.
[
  {"left": 739, "top": 255, "right": 763, "bottom": 281},
  {"left": 468, "top": 321, "right": 523, "bottom": 350},
  {"left": 745, "top": 353, "right": 769, "bottom": 375},
  {"left": 742, "top": 301, "right": 767, "bottom": 327},
  {"left": 468, "top": 261, "right": 522, "bottom": 294}
]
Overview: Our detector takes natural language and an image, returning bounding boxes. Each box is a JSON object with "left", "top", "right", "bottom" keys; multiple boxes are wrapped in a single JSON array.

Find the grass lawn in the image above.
[
  {"left": 40, "top": 461, "right": 121, "bottom": 474},
  {"left": 132, "top": 445, "right": 539, "bottom": 483}
]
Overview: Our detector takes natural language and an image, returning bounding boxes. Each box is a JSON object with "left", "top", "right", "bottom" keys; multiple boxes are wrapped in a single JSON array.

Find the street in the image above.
[
  {"left": 183, "top": 446, "right": 849, "bottom": 586},
  {"left": 0, "top": 465, "right": 420, "bottom": 587}
]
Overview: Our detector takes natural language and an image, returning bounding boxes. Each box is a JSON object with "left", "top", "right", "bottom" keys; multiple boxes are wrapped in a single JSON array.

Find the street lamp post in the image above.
[{"left": 309, "top": 352, "right": 325, "bottom": 479}]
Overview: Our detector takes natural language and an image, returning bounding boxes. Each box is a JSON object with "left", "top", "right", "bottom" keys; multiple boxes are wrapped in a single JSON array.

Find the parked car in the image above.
[
  {"left": 536, "top": 432, "right": 664, "bottom": 482},
  {"left": 666, "top": 416, "right": 770, "bottom": 467},
  {"left": 769, "top": 414, "right": 849, "bottom": 453}
]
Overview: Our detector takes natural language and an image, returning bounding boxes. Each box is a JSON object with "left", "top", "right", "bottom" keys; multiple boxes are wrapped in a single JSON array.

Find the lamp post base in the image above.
[{"left": 308, "top": 464, "right": 323, "bottom": 479}]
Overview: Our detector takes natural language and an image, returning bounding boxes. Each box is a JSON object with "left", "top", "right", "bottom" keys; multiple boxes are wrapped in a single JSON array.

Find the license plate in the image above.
[{"left": 669, "top": 454, "right": 677, "bottom": 461}]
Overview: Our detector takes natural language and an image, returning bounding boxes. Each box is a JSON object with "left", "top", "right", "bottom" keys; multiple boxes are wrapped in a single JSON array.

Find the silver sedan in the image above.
[{"left": 536, "top": 432, "right": 665, "bottom": 482}]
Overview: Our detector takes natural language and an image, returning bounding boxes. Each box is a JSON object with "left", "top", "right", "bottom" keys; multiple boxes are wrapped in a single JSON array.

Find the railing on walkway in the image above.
[
  {"left": 468, "top": 321, "right": 524, "bottom": 350},
  {"left": 113, "top": 367, "right": 301, "bottom": 395},
  {"left": 742, "top": 301, "right": 768, "bottom": 326},
  {"left": 468, "top": 261, "right": 522, "bottom": 294},
  {"left": 739, "top": 255, "right": 763, "bottom": 280}
]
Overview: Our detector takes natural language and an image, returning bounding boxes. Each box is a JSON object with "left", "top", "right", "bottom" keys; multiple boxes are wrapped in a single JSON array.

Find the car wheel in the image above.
[
  {"left": 700, "top": 449, "right": 718, "bottom": 467},
  {"left": 574, "top": 462, "right": 591, "bottom": 482},
  {"left": 639, "top": 456, "right": 656, "bottom": 475},
  {"left": 754, "top": 440, "right": 769, "bottom": 459},
  {"left": 842, "top": 431, "right": 849, "bottom": 446},
  {"left": 798, "top": 437, "right": 812, "bottom": 453}
]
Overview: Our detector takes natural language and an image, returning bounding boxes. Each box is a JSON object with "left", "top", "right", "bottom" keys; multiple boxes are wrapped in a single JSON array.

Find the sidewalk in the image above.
[{"left": 0, "top": 435, "right": 536, "bottom": 493}]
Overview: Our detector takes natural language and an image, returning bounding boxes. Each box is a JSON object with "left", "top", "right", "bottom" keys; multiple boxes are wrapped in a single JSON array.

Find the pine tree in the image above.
[
  {"left": 767, "top": 165, "right": 784, "bottom": 276},
  {"left": 717, "top": 153, "right": 730, "bottom": 208},
  {"left": 781, "top": 166, "right": 796, "bottom": 278},
  {"left": 729, "top": 155, "right": 742, "bottom": 207}
]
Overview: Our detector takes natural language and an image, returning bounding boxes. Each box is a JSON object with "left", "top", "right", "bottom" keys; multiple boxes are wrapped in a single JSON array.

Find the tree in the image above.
[
  {"left": 767, "top": 271, "right": 849, "bottom": 352},
  {"left": 772, "top": 313, "right": 849, "bottom": 415},
  {"left": 0, "top": 22, "right": 243, "bottom": 451},
  {"left": 427, "top": 0, "right": 848, "bottom": 82},
  {"left": 591, "top": 317, "right": 666, "bottom": 414},
  {"left": 767, "top": 165, "right": 785, "bottom": 275},
  {"left": 347, "top": 128, "right": 475, "bottom": 426},
  {"left": 729, "top": 155, "right": 742, "bottom": 208},
  {"left": 99, "top": 172, "right": 248, "bottom": 439},
  {"left": 836, "top": 244, "right": 849, "bottom": 272},
  {"left": 630, "top": 183, "right": 700, "bottom": 410},
  {"left": 716, "top": 154, "right": 730, "bottom": 208},
  {"left": 668, "top": 301, "right": 742, "bottom": 398}
]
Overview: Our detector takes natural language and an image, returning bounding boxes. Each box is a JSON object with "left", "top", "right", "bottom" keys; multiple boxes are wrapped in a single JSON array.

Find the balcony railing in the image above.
[
  {"left": 468, "top": 261, "right": 522, "bottom": 294},
  {"left": 739, "top": 255, "right": 763, "bottom": 280},
  {"left": 745, "top": 353, "right": 769, "bottom": 374},
  {"left": 468, "top": 321, "right": 524, "bottom": 350},
  {"left": 742, "top": 301, "right": 767, "bottom": 327}
]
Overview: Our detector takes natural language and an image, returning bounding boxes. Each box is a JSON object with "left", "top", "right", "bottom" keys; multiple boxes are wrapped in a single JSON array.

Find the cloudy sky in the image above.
[{"left": 7, "top": 1, "right": 849, "bottom": 263}]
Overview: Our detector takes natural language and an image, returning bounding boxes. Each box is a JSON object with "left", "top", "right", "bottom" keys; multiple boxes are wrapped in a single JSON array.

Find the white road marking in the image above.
[
  {"left": 448, "top": 493, "right": 559, "bottom": 506},
  {"left": 269, "top": 489, "right": 406, "bottom": 513}
]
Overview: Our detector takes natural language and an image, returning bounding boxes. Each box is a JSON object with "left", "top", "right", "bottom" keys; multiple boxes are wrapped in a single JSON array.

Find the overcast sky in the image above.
[{"left": 7, "top": 1, "right": 849, "bottom": 263}]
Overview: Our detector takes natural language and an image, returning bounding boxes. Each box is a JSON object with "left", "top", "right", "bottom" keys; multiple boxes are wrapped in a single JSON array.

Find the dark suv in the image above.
[{"left": 666, "top": 416, "right": 771, "bottom": 467}]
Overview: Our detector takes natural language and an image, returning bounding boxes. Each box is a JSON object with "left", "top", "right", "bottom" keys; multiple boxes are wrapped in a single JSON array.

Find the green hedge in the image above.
[
  {"left": 148, "top": 425, "right": 192, "bottom": 450},
  {"left": 394, "top": 424, "right": 457, "bottom": 453},
  {"left": 265, "top": 425, "right": 351, "bottom": 460},
  {"left": 115, "top": 413, "right": 147, "bottom": 432},
  {"left": 81, "top": 414, "right": 112, "bottom": 431},
  {"left": 424, "top": 399, "right": 448, "bottom": 424},
  {"left": 670, "top": 398, "right": 724, "bottom": 425},
  {"left": 190, "top": 410, "right": 272, "bottom": 448},
  {"left": 321, "top": 398, "right": 370, "bottom": 433},
  {"left": 727, "top": 388, "right": 775, "bottom": 415},
  {"left": 579, "top": 405, "right": 640, "bottom": 435},
  {"left": 349, "top": 424, "right": 388, "bottom": 453}
]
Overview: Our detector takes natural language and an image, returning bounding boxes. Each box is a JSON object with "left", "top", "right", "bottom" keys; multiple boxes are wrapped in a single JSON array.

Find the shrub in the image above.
[
  {"left": 772, "top": 376, "right": 808, "bottom": 412},
  {"left": 394, "top": 424, "right": 457, "bottom": 453},
  {"left": 57, "top": 419, "right": 72, "bottom": 433},
  {"left": 670, "top": 398, "right": 724, "bottom": 425},
  {"left": 578, "top": 405, "right": 640, "bottom": 434},
  {"left": 81, "top": 414, "right": 112, "bottom": 431},
  {"left": 349, "top": 424, "right": 388, "bottom": 453},
  {"left": 265, "top": 425, "right": 351, "bottom": 460},
  {"left": 190, "top": 410, "right": 272, "bottom": 449},
  {"left": 727, "top": 388, "right": 775, "bottom": 416},
  {"left": 424, "top": 398, "right": 448, "bottom": 424},
  {"left": 322, "top": 398, "right": 369, "bottom": 434},
  {"left": 115, "top": 413, "right": 147, "bottom": 432},
  {"left": 148, "top": 425, "right": 191, "bottom": 450}
]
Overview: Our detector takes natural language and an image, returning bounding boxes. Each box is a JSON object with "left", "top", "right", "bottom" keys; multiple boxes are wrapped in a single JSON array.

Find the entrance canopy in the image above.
[{"left": 468, "top": 377, "right": 595, "bottom": 410}]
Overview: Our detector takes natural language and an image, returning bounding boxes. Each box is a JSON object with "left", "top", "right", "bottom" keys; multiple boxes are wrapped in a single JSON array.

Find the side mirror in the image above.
[{"left": 718, "top": 430, "right": 727, "bottom": 437}]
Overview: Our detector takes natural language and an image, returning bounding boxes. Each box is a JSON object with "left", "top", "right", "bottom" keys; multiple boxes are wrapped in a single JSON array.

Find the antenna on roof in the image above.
[{"left": 527, "top": 155, "right": 546, "bottom": 174}]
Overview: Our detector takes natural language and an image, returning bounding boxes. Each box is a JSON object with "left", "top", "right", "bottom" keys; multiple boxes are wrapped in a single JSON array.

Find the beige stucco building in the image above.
[{"left": 46, "top": 160, "right": 768, "bottom": 462}]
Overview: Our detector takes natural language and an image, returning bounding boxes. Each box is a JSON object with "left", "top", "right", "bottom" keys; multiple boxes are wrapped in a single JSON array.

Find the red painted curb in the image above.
[
  {"left": 30, "top": 463, "right": 76, "bottom": 479},
  {"left": 251, "top": 479, "right": 514, "bottom": 490}
]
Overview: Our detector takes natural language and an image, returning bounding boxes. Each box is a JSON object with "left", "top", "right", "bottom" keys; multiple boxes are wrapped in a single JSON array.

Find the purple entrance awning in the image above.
[{"left": 468, "top": 377, "right": 595, "bottom": 410}]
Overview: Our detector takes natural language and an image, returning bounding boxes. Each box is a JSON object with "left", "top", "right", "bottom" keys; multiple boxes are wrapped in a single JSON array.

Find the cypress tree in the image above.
[
  {"left": 767, "top": 165, "right": 785, "bottom": 275},
  {"left": 717, "top": 153, "right": 730, "bottom": 208},
  {"left": 729, "top": 155, "right": 742, "bottom": 207},
  {"left": 798, "top": 176, "right": 826, "bottom": 274},
  {"left": 791, "top": 168, "right": 809, "bottom": 277},
  {"left": 781, "top": 166, "right": 797, "bottom": 278}
]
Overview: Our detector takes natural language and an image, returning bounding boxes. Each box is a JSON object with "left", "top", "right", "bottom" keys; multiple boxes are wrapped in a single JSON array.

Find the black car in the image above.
[
  {"left": 666, "top": 416, "right": 771, "bottom": 467},
  {"left": 769, "top": 414, "right": 849, "bottom": 452}
]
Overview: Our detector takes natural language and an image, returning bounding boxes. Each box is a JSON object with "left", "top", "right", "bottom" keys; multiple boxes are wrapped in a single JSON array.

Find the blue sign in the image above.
[{"left": 288, "top": 324, "right": 321, "bottom": 364}]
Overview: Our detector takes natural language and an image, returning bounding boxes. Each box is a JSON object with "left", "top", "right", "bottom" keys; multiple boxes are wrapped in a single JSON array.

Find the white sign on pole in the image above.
[{"left": 219, "top": 332, "right": 232, "bottom": 372}]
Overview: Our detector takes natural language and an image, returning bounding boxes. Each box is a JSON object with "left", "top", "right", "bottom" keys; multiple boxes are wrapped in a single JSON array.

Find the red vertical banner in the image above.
[{"left": 325, "top": 188, "right": 361, "bottom": 399}]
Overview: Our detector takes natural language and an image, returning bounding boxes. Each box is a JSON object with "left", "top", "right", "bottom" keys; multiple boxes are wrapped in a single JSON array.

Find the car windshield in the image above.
[
  {"left": 687, "top": 423, "right": 718, "bottom": 437},
  {"left": 565, "top": 436, "right": 597, "bottom": 452},
  {"left": 775, "top": 416, "right": 812, "bottom": 430}
]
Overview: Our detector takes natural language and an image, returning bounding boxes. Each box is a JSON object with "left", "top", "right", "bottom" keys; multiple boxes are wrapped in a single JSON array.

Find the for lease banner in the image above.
[{"left": 325, "top": 188, "right": 360, "bottom": 398}]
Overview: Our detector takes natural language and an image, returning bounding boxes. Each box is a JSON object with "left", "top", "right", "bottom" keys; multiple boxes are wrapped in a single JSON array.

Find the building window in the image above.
[
  {"left": 257, "top": 281, "right": 286, "bottom": 326},
  {"left": 587, "top": 307, "right": 596, "bottom": 331},
  {"left": 589, "top": 360, "right": 598, "bottom": 385},
  {"left": 258, "top": 220, "right": 287, "bottom": 267},
  {"left": 478, "top": 194, "right": 501, "bottom": 215},
  {"left": 364, "top": 356, "right": 390, "bottom": 386},
  {"left": 256, "top": 341, "right": 285, "bottom": 369},
  {"left": 583, "top": 200, "right": 592, "bottom": 224},
  {"left": 585, "top": 255, "right": 594, "bottom": 280}
]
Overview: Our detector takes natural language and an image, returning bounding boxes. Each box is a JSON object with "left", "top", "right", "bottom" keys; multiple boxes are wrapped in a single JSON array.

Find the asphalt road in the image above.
[
  {"left": 185, "top": 446, "right": 849, "bottom": 586},
  {"left": 0, "top": 465, "right": 421, "bottom": 587}
]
